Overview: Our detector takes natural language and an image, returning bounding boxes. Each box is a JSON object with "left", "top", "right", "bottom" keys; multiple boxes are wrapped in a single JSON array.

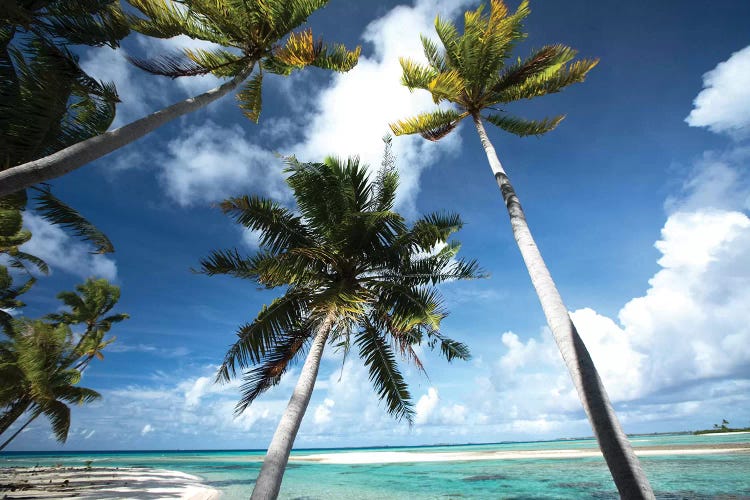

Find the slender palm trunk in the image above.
[
  {"left": 250, "top": 313, "right": 335, "bottom": 500},
  {"left": 0, "top": 65, "right": 254, "bottom": 197},
  {"left": 0, "top": 398, "right": 31, "bottom": 436},
  {"left": 472, "top": 115, "right": 654, "bottom": 499},
  {"left": 0, "top": 410, "right": 39, "bottom": 451}
]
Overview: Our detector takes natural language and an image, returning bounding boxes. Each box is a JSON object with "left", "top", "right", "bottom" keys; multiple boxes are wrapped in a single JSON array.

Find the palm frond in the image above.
[
  {"left": 496, "top": 58, "right": 599, "bottom": 102},
  {"left": 220, "top": 195, "right": 312, "bottom": 252},
  {"left": 399, "top": 58, "right": 437, "bottom": 91},
  {"left": 483, "top": 113, "right": 564, "bottom": 137},
  {"left": 420, "top": 35, "right": 447, "bottom": 72},
  {"left": 237, "top": 71, "right": 263, "bottom": 123},
  {"left": 356, "top": 323, "right": 414, "bottom": 423},
  {"left": 31, "top": 186, "right": 114, "bottom": 254},
  {"left": 427, "top": 70, "right": 465, "bottom": 104},
  {"left": 235, "top": 326, "right": 311, "bottom": 414},
  {"left": 427, "top": 330, "right": 471, "bottom": 362},
  {"left": 217, "top": 291, "right": 309, "bottom": 382},
  {"left": 184, "top": 47, "right": 247, "bottom": 77},
  {"left": 389, "top": 109, "right": 466, "bottom": 141}
]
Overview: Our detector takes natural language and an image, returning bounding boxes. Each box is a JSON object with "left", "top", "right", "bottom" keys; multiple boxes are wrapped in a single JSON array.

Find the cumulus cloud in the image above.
[
  {"left": 477, "top": 155, "right": 750, "bottom": 434},
  {"left": 685, "top": 45, "right": 750, "bottom": 139},
  {"left": 20, "top": 213, "right": 117, "bottom": 281},
  {"left": 287, "top": 0, "right": 472, "bottom": 216},
  {"left": 159, "top": 121, "right": 288, "bottom": 206},
  {"left": 141, "top": 424, "right": 153, "bottom": 436}
]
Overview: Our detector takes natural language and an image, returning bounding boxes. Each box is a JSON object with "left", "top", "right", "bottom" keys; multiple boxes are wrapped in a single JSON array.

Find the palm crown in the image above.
[
  {"left": 200, "top": 154, "right": 482, "bottom": 422},
  {"left": 390, "top": 0, "right": 598, "bottom": 140},
  {"left": 129, "top": 0, "right": 360, "bottom": 123}
]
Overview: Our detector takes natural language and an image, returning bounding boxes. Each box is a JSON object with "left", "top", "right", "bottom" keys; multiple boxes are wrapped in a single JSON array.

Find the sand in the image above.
[
  {"left": 290, "top": 441, "right": 750, "bottom": 465},
  {"left": 0, "top": 466, "right": 220, "bottom": 499}
]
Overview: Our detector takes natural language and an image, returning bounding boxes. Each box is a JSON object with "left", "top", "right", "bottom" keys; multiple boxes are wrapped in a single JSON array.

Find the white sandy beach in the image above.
[
  {"left": 0, "top": 466, "right": 219, "bottom": 499},
  {"left": 290, "top": 442, "right": 750, "bottom": 465}
]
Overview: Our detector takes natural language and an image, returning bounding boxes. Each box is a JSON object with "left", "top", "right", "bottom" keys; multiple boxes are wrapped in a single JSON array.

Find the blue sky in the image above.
[{"left": 6, "top": 0, "right": 750, "bottom": 451}]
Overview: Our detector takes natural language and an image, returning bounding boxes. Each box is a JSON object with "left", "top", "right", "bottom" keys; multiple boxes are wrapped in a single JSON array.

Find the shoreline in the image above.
[
  {"left": 289, "top": 442, "right": 750, "bottom": 465},
  {"left": 0, "top": 466, "right": 219, "bottom": 499}
]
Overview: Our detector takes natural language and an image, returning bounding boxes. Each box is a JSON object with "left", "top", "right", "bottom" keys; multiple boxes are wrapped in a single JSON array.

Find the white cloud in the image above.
[
  {"left": 686, "top": 45, "right": 750, "bottom": 139},
  {"left": 141, "top": 424, "right": 153, "bottom": 436},
  {"left": 20, "top": 213, "right": 117, "bottom": 281},
  {"left": 313, "top": 398, "right": 335, "bottom": 425},
  {"left": 159, "top": 121, "right": 288, "bottom": 206},
  {"left": 289, "top": 0, "right": 472, "bottom": 217},
  {"left": 415, "top": 387, "right": 439, "bottom": 425},
  {"left": 477, "top": 154, "right": 750, "bottom": 433}
]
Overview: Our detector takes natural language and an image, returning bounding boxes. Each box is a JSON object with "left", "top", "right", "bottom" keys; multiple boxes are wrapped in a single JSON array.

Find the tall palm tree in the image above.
[
  {"left": 389, "top": 2, "right": 653, "bottom": 498},
  {"left": 0, "top": 278, "right": 127, "bottom": 450},
  {"left": 200, "top": 153, "right": 482, "bottom": 499},
  {"left": 0, "top": 0, "right": 361, "bottom": 197}
]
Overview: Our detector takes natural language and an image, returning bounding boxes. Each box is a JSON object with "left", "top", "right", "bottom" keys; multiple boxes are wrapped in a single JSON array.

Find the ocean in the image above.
[{"left": 2, "top": 433, "right": 749, "bottom": 499}]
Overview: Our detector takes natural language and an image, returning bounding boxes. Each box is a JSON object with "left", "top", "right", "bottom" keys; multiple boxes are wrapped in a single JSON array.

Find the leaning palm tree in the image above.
[
  {"left": 0, "top": 0, "right": 360, "bottom": 197},
  {"left": 0, "top": 320, "right": 102, "bottom": 451},
  {"left": 0, "top": 278, "right": 127, "bottom": 450},
  {"left": 389, "top": 2, "right": 653, "bottom": 498},
  {"left": 200, "top": 154, "right": 482, "bottom": 499}
]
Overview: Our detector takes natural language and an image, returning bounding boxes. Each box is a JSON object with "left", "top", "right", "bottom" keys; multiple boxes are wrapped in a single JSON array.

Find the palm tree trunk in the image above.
[
  {"left": 472, "top": 115, "right": 654, "bottom": 499},
  {"left": 0, "top": 65, "right": 254, "bottom": 197},
  {"left": 250, "top": 313, "right": 335, "bottom": 500},
  {"left": 0, "top": 398, "right": 31, "bottom": 436},
  {"left": 0, "top": 410, "right": 39, "bottom": 451}
]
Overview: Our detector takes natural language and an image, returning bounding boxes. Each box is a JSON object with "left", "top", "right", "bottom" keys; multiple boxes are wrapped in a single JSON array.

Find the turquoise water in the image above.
[{"left": 2, "top": 433, "right": 749, "bottom": 499}]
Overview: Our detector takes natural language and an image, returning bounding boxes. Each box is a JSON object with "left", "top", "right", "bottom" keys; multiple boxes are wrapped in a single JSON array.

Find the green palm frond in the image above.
[
  {"left": 184, "top": 47, "right": 247, "bottom": 78},
  {"left": 217, "top": 291, "right": 310, "bottom": 382},
  {"left": 399, "top": 57, "right": 437, "bottom": 91},
  {"left": 420, "top": 35, "right": 447, "bottom": 72},
  {"left": 31, "top": 186, "right": 114, "bottom": 254},
  {"left": 483, "top": 113, "right": 564, "bottom": 137},
  {"left": 427, "top": 70, "right": 465, "bottom": 104},
  {"left": 40, "top": 400, "right": 70, "bottom": 443},
  {"left": 198, "top": 248, "right": 258, "bottom": 279},
  {"left": 492, "top": 44, "right": 577, "bottom": 94},
  {"left": 428, "top": 331, "right": 471, "bottom": 362},
  {"left": 389, "top": 109, "right": 467, "bottom": 141},
  {"left": 237, "top": 71, "right": 264, "bottom": 123},
  {"left": 434, "top": 14, "right": 461, "bottom": 69},
  {"left": 356, "top": 323, "right": 414, "bottom": 423},
  {"left": 495, "top": 58, "right": 599, "bottom": 102},
  {"left": 127, "top": 0, "right": 227, "bottom": 42},
  {"left": 220, "top": 195, "right": 312, "bottom": 252},
  {"left": 235, "top": 326, "right": 310, "bottom": 414}
]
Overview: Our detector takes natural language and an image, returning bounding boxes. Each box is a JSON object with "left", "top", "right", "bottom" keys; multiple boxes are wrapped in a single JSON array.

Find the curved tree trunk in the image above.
[
  {"left": 0, "top": 410, "right": 39, "bottom": 451},
  {"left": 472, "top": 115, "right": 654, "bottom": 499},
  {"left": 0, "top": 398, "right": 31, "bottom": 436},
  {"left": 250, "top": 313, "right": 335, "bottom": 500},
  {"left": 0, "top": 65, "right": 254, "bottom": 197}
]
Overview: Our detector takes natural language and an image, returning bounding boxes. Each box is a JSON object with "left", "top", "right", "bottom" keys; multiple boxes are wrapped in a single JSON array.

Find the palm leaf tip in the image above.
[
  {"left": 389, "top": 110, "right": 466, "bottom": 141},
  {"left": 31, "top": 187, "right": 114, "bottom": 254},
  {"left": 484, "top": 113, "right": 564, "bottom": 137}
]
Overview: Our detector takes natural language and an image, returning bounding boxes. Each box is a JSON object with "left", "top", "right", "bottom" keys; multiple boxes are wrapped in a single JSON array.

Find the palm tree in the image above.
[
  {"left": 389, "top": 2, "right": 653, "bottom": 498},
  {"left": 199, "top": 153, "right": 482, "bottom": 499},
  {"left": 0, "top": 278, "right": 128, "bottom": 450},
  {"left": 0, "top": 320, "right": 102, "bottom": 451},
  {"left": 0, "top": 0, "right": 361, "bottom": 197}
]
